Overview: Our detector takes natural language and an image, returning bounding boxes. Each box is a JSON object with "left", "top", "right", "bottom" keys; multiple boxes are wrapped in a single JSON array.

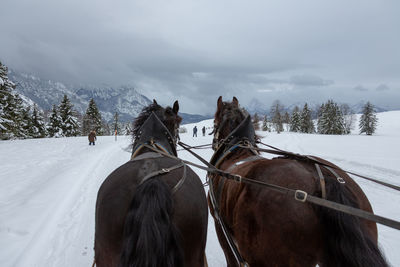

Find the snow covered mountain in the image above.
[
  {"left": 9, "top": 69, "right": 152, "bottom": 122},
  {"left": 8, "top": 69, "right": 210, "bottom": 123},
  {"left": 74, "top": 86, "right": 151, "bottom": 122}
]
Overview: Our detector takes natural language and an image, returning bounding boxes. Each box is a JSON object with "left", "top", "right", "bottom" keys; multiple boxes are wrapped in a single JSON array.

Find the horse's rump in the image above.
[
  {"left": 215, "top": 156, "right": 383, "bottom": 266},
  {"left": 94, "top": 156, "right": 208, "bottom": 267}
]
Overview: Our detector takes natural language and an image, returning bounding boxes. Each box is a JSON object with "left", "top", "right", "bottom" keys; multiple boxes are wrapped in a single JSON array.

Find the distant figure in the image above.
[
  {"left": 202, "top": 126, "right": 206, "bottom": 136},
  {"left": 89, "top": 130, "right": 97, "bottom": 145},
  {"left": 193, "top": 126, "right": 197, "bottom": 137}
]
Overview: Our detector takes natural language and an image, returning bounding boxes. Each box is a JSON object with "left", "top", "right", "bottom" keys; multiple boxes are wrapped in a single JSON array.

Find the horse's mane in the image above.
[
  {"left": 132, "top": 102, "right": 163, "bottom": 139},
  {"left": 219, "top": 101, "right": 260, "bottom": 142},
  {"left": 218, "top": 101, "right": 248, "bottom": 129}
]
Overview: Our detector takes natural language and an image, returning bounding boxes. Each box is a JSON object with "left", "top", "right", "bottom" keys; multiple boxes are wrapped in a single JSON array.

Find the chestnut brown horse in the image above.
[
  {"left": 94, "top": 100, "right": 208, "bottom": 267},
  {"left": 209, "top": 96, "right": 388, "bottom": 267}
]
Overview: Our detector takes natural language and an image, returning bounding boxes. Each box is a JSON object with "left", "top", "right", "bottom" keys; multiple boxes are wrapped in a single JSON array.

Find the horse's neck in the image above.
[{"left": 218, "top": 149, "right": 255, "bottom": 171}]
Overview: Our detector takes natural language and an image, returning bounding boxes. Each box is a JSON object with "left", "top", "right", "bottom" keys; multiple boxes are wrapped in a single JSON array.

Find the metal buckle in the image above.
[
  {"left": 161, "top": 168, "right": 170, "bottom": 173},
  {"left": 337, "top": 177, "right": 346, "bottom": 184},
  {"left": 295, "top": 190, "right": 308, "bottom": 202},
  {"left": 234, "top": 174, "right": 242, "bottom": 183}
]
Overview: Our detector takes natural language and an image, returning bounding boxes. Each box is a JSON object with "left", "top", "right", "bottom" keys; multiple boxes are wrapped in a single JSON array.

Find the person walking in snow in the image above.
[
  {"left": 89, "top": 130, "right": 97, "bottom": 145},
  {"left": 202, "top": 126, "right": 206, "bottom": 136},
  {"left": 193, "top": 126, "right": 197, "bottom": 137}
]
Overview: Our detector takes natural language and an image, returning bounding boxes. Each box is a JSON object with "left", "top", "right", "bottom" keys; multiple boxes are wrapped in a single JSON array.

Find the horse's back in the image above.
[
  {"left": 222, "top": 158, "right": 324, "bottom": 266},
  {"left": 221, "top": 156, "right": 379, "bottom": 266},
  {"left": 94, "top": 156, "right": 208, "bottom": 267}
]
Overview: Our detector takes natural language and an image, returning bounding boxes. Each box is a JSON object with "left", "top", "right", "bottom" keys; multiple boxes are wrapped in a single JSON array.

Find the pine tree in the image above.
[
  {"left": 125, "top": 124, "right": 131, "bottom": 135},
  {"left": 47, "top": 104, "right": 62, "bottom": 137},
  {"left": 290, "top": 106, "right": 301, "bottom": 132},
  {"left": 253, "top": 113, "right": 260, "bottom": 130},
  {"left": 20, "top": 106, "right": 33, "bottom": 138},
  {"left": 359, "top": 102, "right": 378, "bottom": 135},
  {"left": 300, "top": 103, "right": 315, "bottom": 133},
  {"left": 262, "top": 115, "right": 269, "bottom": 131},
  {"left": 341, "top": 103, "right": 356, "bottom": 134},
  {"left": 113, "top": 111, "right": 121, "bottom": 135},
  {"left": 31, "top": 104, "right": 47, "bottom": 138},
  {"left": 83, "top": 98, "right": 102, "bottom": 135},
  {"left": 317, "top": 100, "right": 345, "bottom": 135},
  {"left": 270, "top": 100, "right": 284, "bottom": 133},
  {"left": 0, "top": 61, "right": 25, "bottom": 139},
  {"left": 283, "top": 111, "right": 290, "bottom": 131},
  {"left": 59, "top": 94, "right": 80, "bottom": 137}
]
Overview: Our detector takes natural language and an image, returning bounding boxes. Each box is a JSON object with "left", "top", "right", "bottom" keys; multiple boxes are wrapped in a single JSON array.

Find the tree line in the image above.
[
  {"left": 1, "top": 61, "right": 131, "bottom": 140},
  {"left": 253, "top": 99, "right": 378, "bottom": 135}
]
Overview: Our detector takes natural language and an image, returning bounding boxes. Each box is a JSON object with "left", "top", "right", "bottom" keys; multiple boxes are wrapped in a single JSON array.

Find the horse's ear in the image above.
[
  {"left": 217, "top": 96, "right": 223, "bottom": 111},
  {"left": 173, "top": 100, "right": 179, "bottom": 114},
  {"left": 153, "top": 99, "right": 158, "bottom": 105},
  {"left": 232, "top": 96, "right": 239, "bottom": 107}
]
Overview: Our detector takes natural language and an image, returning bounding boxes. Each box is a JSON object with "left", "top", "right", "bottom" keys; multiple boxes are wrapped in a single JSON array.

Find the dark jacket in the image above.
[{"left": 89, "top": 131, "right": 97, "bottom": 142}]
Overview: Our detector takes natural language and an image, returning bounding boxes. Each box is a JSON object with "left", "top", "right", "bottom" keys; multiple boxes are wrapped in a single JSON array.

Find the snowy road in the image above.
[{"left": 1, "top": 111, "right": 399, "bottom": 266}]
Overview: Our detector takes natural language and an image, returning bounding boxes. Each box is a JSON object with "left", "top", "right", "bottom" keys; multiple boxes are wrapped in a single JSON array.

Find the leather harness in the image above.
[
  {"left": 207, "top": 114, "right": 345, "bottom": 267},
  {"left": 130, "top": 112, "right": 187, "bottom": 194}
]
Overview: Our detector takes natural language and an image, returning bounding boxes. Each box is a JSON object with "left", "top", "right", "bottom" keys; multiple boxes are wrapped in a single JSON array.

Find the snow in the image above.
[{"left": 0, "top": 111, "right": 399, "bottom": 267}]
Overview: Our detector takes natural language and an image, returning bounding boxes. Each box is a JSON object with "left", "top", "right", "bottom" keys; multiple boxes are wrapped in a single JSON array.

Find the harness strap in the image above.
[
  {"left": 178, "top": 142, "right": 249, "bottom": 267},
  {"left": 130, "top": 151, "right": 163, "bottom": 161},
  {"left": 314, "top": 163, "right": 327, "bottom": 199},
  {"left": 138, "top": 162, "right": 186, "bottom": 194},
  {"left": 172, "top": 164, "right": 187, "bottom": 194},
  {"left": 254, "top": 141, "right": 400, "bottom": 192},
  {"left": 324, "top": 165, "right": 346, "bottom": 184},
  {"left": 176, "top": 141, "right": 400, "bottom": 231}
]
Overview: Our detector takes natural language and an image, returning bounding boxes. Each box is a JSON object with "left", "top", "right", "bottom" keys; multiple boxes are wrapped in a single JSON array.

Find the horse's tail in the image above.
[
  {"left": 118, "top": 178, "right": 183, "bottom": 267},
  {"left": 316, "top": 177, "right": 388, "bottom": 267}
]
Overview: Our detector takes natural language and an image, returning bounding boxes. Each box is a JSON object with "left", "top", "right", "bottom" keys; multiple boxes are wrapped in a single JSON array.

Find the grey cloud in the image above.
[
  {"left": 354, "top": 85, "right": 368, "bottom": 92},
  {"left": 1, "top": 0, "right": 400, "bottom": 114},
  {"left": 290, "top": 75, "right": 334, "bottom": 87},
  {"left": 376, "top": 84, "right": 390, "bottom": 91}
]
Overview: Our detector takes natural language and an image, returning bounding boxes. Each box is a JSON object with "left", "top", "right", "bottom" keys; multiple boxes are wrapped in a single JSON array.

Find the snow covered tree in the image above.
[
  {"left": 47, "top": 104, "right": 62, "bottom": 137},
  {"left": 282, "top": 111, "right": 290, "bottom": 131},
  {"left": 59, "top": 94, "right": 80, "bottom": 137},
  {"left": 82, "top": 98, "right": 102, "bottom": 135},
  {"left": 31, "top": 104, "right": 47, "bottom": 138},
  {"left": 300, "top": 103, "right": 315, "bottom": 133},
  {"left": 317, "top": 100, "right": 346, "bottom": 135},
  {"left": 253, "top": 113, "right": 260, "bottom": 130},
  {"left": 0, "top": 61, "right": 25, "bottom": 139},
  {"left": 341, "top": 103, "right": 356, "bottom": 134},
  {"left": 262, "top": 115, "right": 270, "bottom": 131},
  {"left": 359, "top": 102, "right": 378, "bottom": 135},
  {"left": 290, "top": 106, "right": 301, "bottom": 132},
  {"left": 20, "top": 106, "right": 33, "bottom": 138},
  {"left": 270, "top": 100, "right": 284, "bottom": 133}
]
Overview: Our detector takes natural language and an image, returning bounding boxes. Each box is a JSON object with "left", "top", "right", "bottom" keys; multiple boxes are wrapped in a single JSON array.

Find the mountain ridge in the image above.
[{"left": 9, "top": 69, "right": 209, "bottom": 123}]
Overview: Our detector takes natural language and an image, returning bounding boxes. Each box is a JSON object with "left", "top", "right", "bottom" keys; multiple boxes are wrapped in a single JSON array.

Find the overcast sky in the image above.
[{"left": 1, "top": 0, "right": 399, "bottom": 114}]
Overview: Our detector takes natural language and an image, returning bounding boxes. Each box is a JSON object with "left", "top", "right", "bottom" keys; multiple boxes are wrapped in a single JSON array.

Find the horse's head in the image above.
[
  {"left": 132, "top": 99, "right": 182, "bottom": 153},
  {"left": 212, "top": 96, "right": 249, "bottom": 150}
]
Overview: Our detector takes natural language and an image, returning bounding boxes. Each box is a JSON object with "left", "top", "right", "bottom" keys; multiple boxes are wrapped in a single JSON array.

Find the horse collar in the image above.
[
  {"left": 132, "top": 112, "right": 177, "bottom": 157},
  {"left": 210, "top": 115, "right": 257, "bottom": 166}
]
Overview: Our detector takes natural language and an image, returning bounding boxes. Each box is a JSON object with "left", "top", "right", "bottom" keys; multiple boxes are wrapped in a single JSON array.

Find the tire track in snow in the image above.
[{"left": 12, "top": 139, "right": 130, "bottom": 267}]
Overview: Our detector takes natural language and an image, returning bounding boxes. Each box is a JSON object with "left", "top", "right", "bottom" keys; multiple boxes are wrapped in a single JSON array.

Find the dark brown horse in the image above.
[
  {"left": 209, "top": 96, "right": 388, "bottom": 267},
  {"left": 94, "top": 100, "right": 208, "bottom": 267}
]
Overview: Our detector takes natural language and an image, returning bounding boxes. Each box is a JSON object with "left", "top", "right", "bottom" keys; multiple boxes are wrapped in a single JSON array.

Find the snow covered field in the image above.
[{"left": 0, "top": 111, "right": 399, "bottom": 267}]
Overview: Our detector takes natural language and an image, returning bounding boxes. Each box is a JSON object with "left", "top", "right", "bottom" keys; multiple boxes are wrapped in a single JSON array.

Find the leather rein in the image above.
[{"left": 177, "top": 137, "right": 400, "bottom": 267}]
